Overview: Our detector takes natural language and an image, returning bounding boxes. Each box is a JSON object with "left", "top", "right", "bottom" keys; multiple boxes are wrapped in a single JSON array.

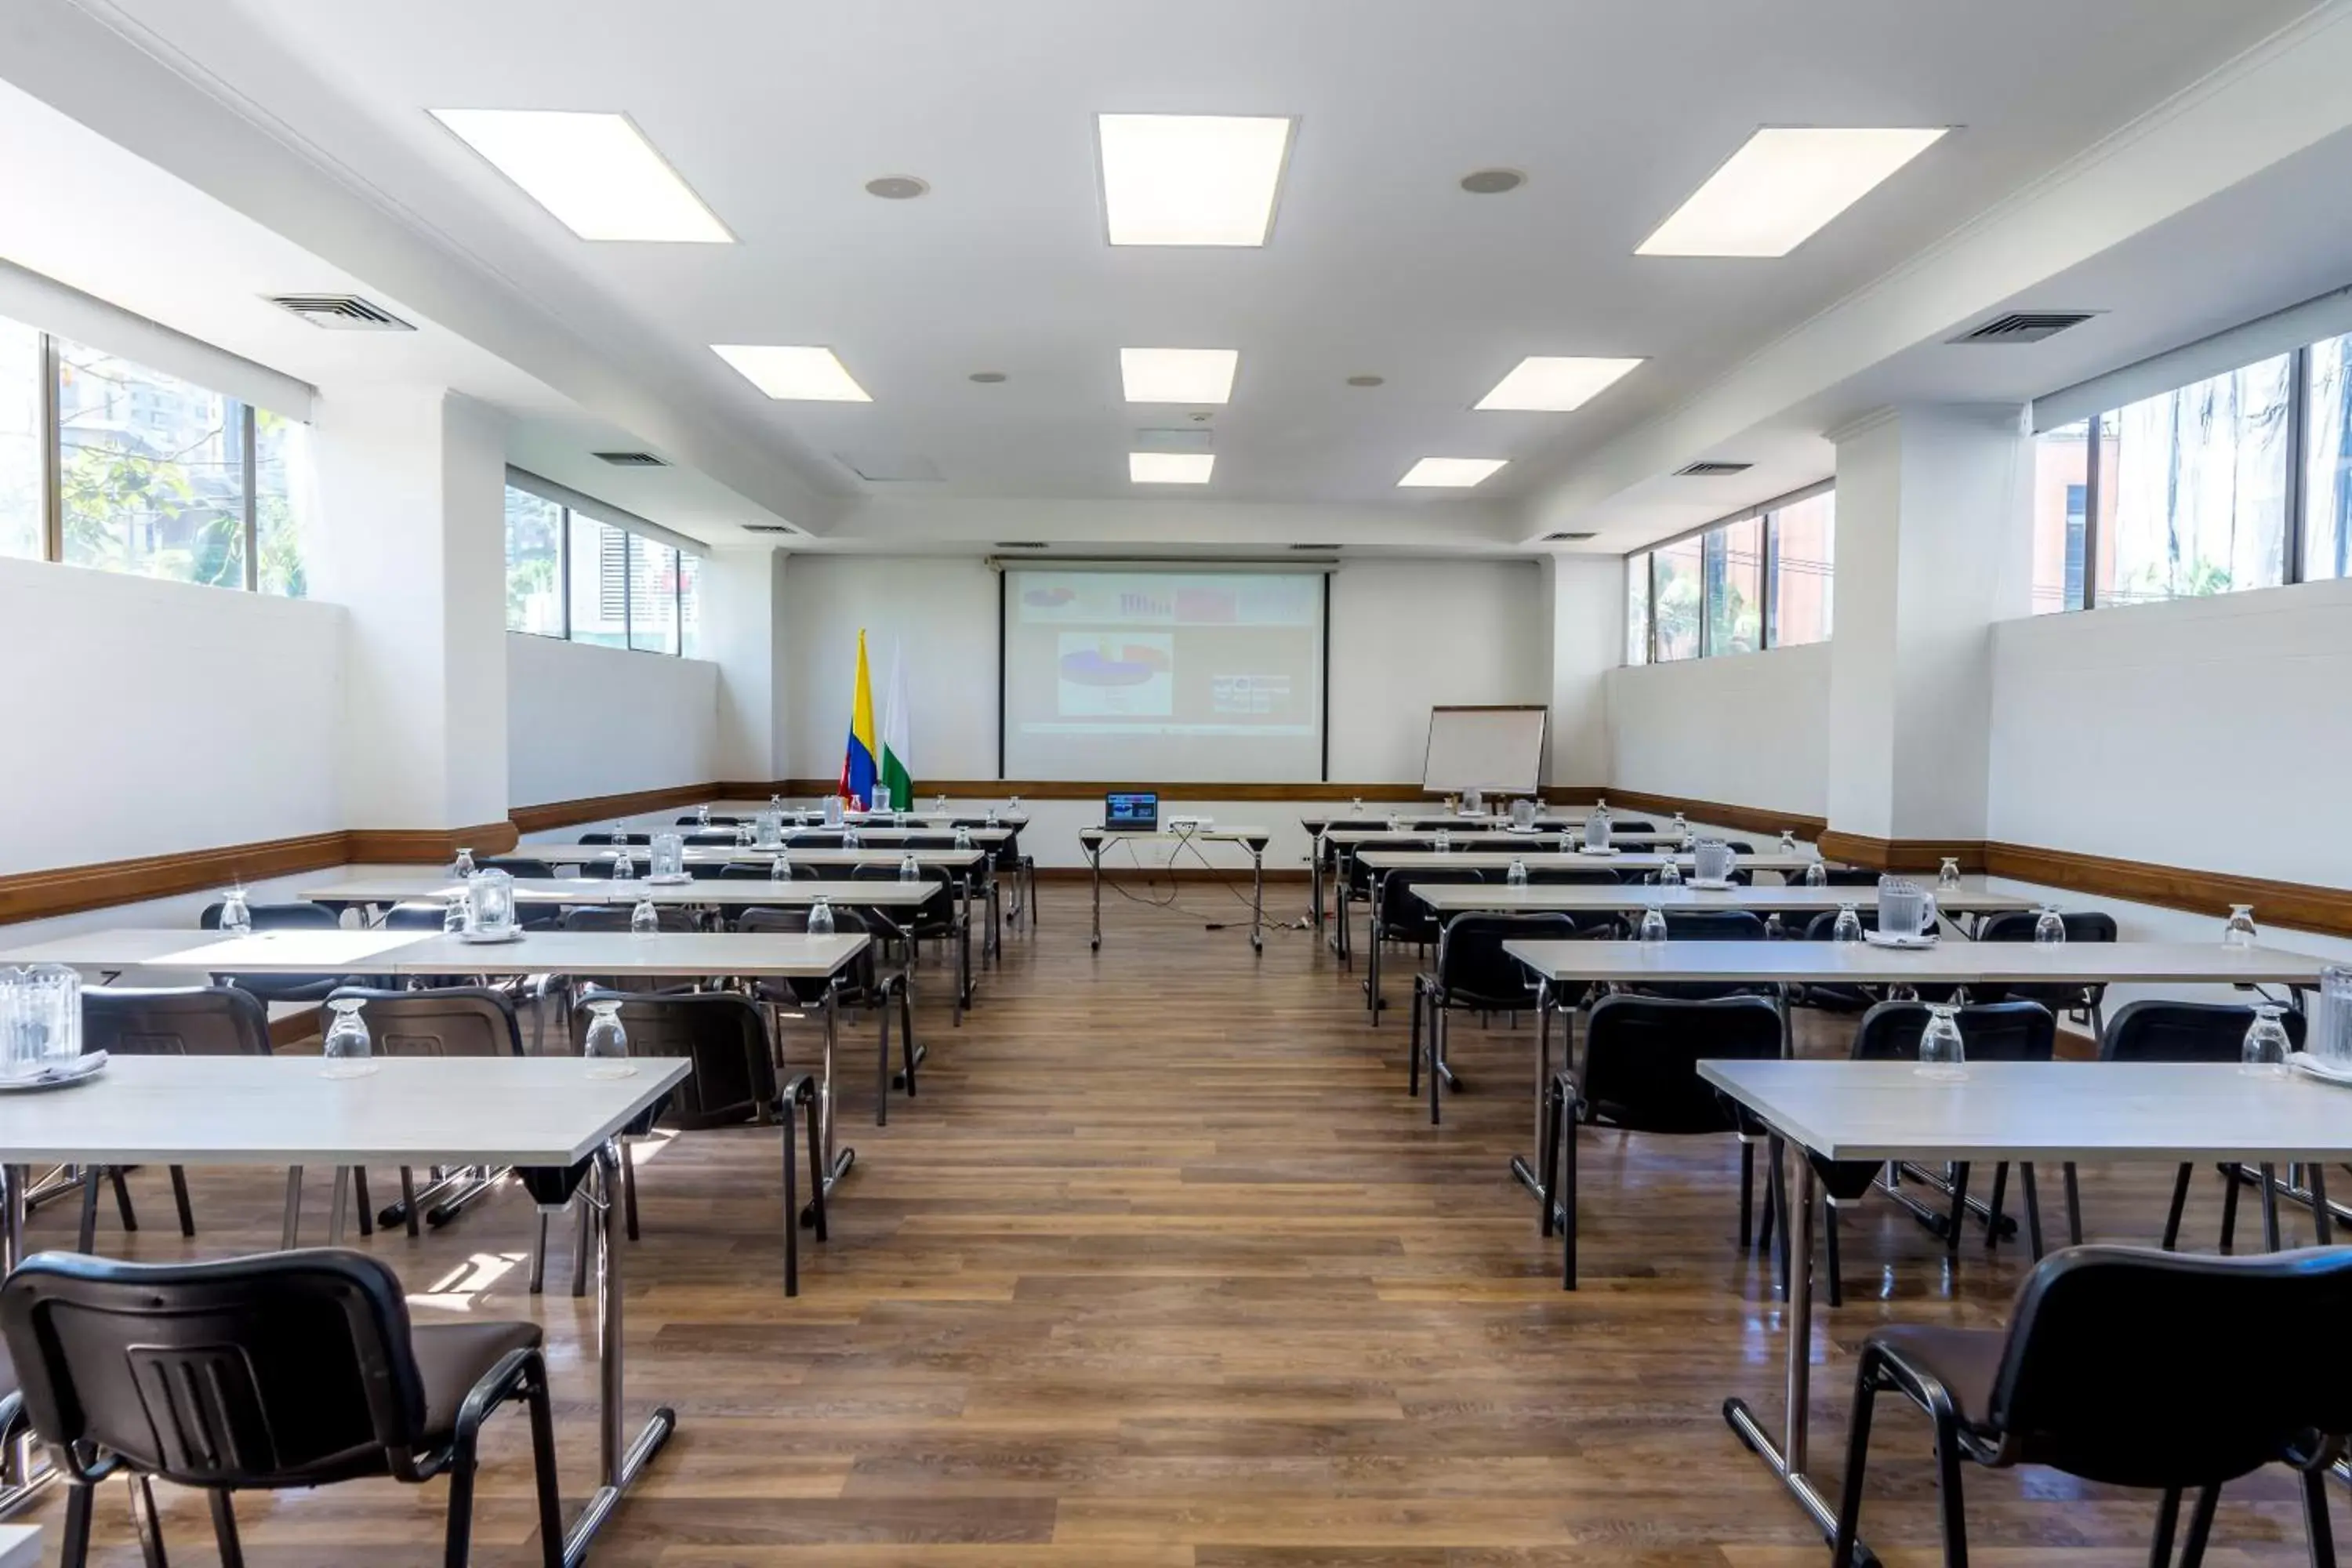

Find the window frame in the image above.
[
  {"left": 506, "top": 474, "right": 697, "bottom": 657},
  {"left": 1623, "top": 477, "right": 1835, "bottom": 666}
]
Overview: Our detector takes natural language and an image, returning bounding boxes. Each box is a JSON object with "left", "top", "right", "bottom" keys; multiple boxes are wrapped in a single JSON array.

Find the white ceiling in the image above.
[{"left": 4, "top": 0, "right": 2343, "bottom": 554}]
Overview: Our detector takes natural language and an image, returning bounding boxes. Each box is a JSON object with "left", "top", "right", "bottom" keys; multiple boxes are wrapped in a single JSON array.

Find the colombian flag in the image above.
[{"left": 840, "top": 630, "right": 880, "bottom": 808}]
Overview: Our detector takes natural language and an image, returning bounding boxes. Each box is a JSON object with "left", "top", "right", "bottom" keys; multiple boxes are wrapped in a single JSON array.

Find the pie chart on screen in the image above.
[{"left": 1059, "top": 642, "right": 1171, "bottom": 687}]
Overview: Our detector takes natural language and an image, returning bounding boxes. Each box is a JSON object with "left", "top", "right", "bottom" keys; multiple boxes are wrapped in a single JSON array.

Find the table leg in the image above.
[
  {"left": 1366, "top": 877, "right": 1383, "bottom": 1021},
  {"left": 1089, "top": 840, "right": 1104, "bottom": 951},
  {"left": 281, "top": 1166, "right": 304, "bottom": 1247},
  {"left": 1312, "top": 846, "right": 1325, "bottom": 931},
  {"left": 958, "top": 877, "right": 974, "bottom": 1011},
  {"left": 1250, "top": 848, "right": 1265, "bottom": 953},
  {"left": 328, "top": 1166, "right": 351, "bottom": 1246},
  {"left": 1512, "top": 982, "right": 1560, "bottom": 1202},
  {"left": 561, "top": 1139, "right": 675, "bottom": 1568},
  {"left": 804, "top": 983, "right": 855, "bottom": 1224}
]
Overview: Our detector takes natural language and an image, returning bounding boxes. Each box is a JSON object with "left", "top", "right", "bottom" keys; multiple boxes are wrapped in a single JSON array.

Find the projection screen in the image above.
[{"left": 1000, "top": 566, "right": 1327, "bottom": 782}]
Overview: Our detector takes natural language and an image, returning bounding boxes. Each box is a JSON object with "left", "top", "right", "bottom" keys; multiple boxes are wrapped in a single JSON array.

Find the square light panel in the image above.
[
  {"left": 1120, "top": 347, "right": 1238, "bottom": 404},
  {"left": 1475, "top": 356, "right": 1646, "bottom": 412},
  {"left": 429, "top": 109, "right": 732, "bottom": 242},
  {"left": 1636, "top": 127, "right": 1947, "bottom": 258},
  {"left": 1130, "top": 452, "right": 1215, "bottom": 485},
  {"left": 1399, "top": 457, "right": 1508, "bottom": 488},
  {"left": 1098, "top": 114, "right": 1294, "bottom": 246},
  {"left": 710, "top": 344, "right": 872, "bottom": 401}
]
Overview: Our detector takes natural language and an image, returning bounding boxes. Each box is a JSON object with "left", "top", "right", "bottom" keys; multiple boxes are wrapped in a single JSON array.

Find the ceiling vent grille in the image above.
[
  {"left": 1675, "top": 460, "right": 1752, "bottom": 477},
  {"left": 742, "top": 523, "right": 798, "bottom": 535},
  {"left": 1288, "top": 543, "right": 1339, "bottom": 551},
  {"left": 1544, "top": 531, "right": 1599, "bottom": 542},
  {"left": 994, "top": 540, "right": 1048, "bottom": 550},
  {"left": 1952, "top": 311, "right": 2096, "bottom": 345},
  {"left": 266, "top": 293, "right": 414, "bottom": 331},
  {"left": 593, "top": 450, "right": 668, "bottom": 467}
]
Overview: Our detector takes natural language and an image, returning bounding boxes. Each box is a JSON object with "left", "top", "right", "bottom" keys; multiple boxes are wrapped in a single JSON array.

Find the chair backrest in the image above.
[
  {"left": 684, "top": 830, "right": 741, "bottom": 847},
  {"left": 1610, "top": 818, "right": 1656, "bottom": 834},
  {"left": 1981, "top": 1244, "right": 2352, "bottom": 1486},
  {"left": 2101, "top": 1000, "right": 2305, "bottom": 1062},
  {"left": 1523, "top": 867, "right": 1625, "bottom": 887},
  {"left": 1661, "top": 910, "right": 1767, "bottom": 942},
  {"left": 1435, "top": 913, "right": 1578, "bottom": 1007},
  {"left": 686, "top": 860, "right": 736, "bottom": 880},
  {"left": 1382, "top": 869, "right": 1486, "bottom": 939},
  {"left": 561, "top": 906, "right": 700, "bottom": 934},
  {"left": 1722, "top": 840, "right": 1757, "bottom": 855},
  {"left": 676, "top": 815, "right": 741, "bottom": 826},
  {"left": 480, "top": 855, "right": 554, "bottom": 880},
  {"left": 200, "top": 901, "right": 336, "bottom": 932},
  {"left": 576, "top": 832, "right": 652, "bottom": 846},
  {"left": 1798, "top": 908, "right": 1880, "bottom": 939},
  {"left": 1815, "top": 867, "right": 1882, "bottom": 887},
  {"left": 735, "top": 905, "right": 878, "bottom": 992},
  {"left": 1346, "top": 841, "right": 1432, "bottom": 898},
  {"left": 1581, "top": 995, "right": 1782, "bottom": 1134},
  {"left": 381, "top": 901, "right": 450, "bottom": 931},
  {"left": 568, "top": 992, "right": 774, "bottom": 1128},
  {"left": 0, "top": 1248, "right": 433, "bottom": 1486},
  {"left": 720, "top": 861, "right": 813, "bottom": 880},
  {"left": 1978, "top": 909, "right": 2118, "bottom": 946},
  {"left": 82, "top": 986, "right": 270, "bottom": 1058},
  {"left": 1851, "top": 1000, "right": 2055, "bottom": 1062},
  {"left": 789, "top": 833, "right": 846, "bottom": 851},
  {"left": 902, "top": 833, "right": 960, "bottom": 850},
  {"left": 325, "top": 986, "right": 523, "bottom": 1057}
]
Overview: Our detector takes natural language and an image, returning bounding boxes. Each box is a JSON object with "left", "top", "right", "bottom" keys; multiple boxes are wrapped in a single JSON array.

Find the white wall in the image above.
[
  {"left": 1606, "top": 641, "right": 1832, "bottom": 818},
  {"left": 1543, "top": 555, "right": 1622, "bottom": 786},
  {"left": 1327, "top": 558, "right": 1548, "bottom": 782},
  {"left": 784, "top": 555, "right": 1000, "bottom": 780},
  {"left": 506, "top": 633, "right": 719, "bottom": 808},
  {"left": 1987, "top": 575, "right": 2352, "bottom": 888},
  {"left": 0, "top": 557, "right": 344, "bottom": 874}
]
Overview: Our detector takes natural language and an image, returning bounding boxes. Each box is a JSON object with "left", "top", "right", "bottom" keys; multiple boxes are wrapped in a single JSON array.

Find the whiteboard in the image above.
[{"left": 1422, "top": 706, "right": 1547, "bottom": 794}]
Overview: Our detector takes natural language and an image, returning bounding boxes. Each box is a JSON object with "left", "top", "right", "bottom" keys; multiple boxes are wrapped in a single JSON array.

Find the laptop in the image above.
[{"left": 1102, "top": 790, "right": 1160, "bottom": 832}]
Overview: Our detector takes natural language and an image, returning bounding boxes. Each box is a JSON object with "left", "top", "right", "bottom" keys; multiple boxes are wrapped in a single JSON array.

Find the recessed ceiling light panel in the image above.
[
  {"left": 1098, "top": 113, "right": 1293, "bottom": 246},
  {"left": 1398, "top": 457, "right": 1508, "bottom": 488},
  {"left": 1130, "top": 452, "right": 1215, "bottom": 484},
  {"left": 1636, "top": 126, "right": 1947, "bottom": 258},
  {"left": 1120, "top": 347, "right": 1238, "bottom": 405},
  {"left": 710, "top": 344, "right": 872, "bottom": 401},
  {"left": 1475, "top": 355, "right": 1645, "bottom": 412},
  {"left": 429, "top": 109, "right": 732, "bottom": 242}
]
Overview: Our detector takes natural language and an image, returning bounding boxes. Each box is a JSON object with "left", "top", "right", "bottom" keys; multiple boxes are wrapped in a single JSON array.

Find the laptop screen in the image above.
[{"left": 1104, "top": 791, "right": 1160, "bottom": 831}]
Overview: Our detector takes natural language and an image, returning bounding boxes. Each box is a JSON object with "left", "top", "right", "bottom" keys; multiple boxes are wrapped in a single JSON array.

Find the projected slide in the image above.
[{"left": 1003, "top": 568, "right": 1326, "bottom": 782}]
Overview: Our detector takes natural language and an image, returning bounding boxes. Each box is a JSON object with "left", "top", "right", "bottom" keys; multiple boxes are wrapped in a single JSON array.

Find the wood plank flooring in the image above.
[{"left": 21, "top": 887, "right": 2339, "bottom": 1565}]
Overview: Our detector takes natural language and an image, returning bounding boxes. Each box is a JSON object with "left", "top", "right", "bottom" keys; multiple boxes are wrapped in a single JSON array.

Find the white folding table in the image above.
[
  {"left": 0, "top": 1054, "right": 691, "bottom": 1568},
  {"left": 1698, "top": 1058, "right": 2352, "bottom": 1560},
  {"left": 1077, "top": 825, "right": 1274, "bottom": 952}
]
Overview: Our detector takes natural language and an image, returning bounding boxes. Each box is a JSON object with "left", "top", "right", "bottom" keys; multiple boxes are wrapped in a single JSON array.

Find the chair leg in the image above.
[
  {"left": 2220, "top": 1164, "right": 2243, "bottom": 1254},
  {"left": 401, "top": 1167, "right": 421, "bottom": 1237},
  {"left": 209, "top": 1490, "right": 245, "bottom": 1568},
  {"left": 2306, "top": 1468, "right": 2337, "bottom": 1568},
  {"left": 2149, "top": 1488, "right": 2182, "bottom": 1568},
  {"left": 78, "top": 1167, "right": 100, "bottom": 1252},
  {"left": 58, "top": 1479, "right": 94, "bottom": 1568},
  {"left": 1539, "top": 1076, "right": 1563, "bottom": 1241},
  {"left": 876, "top": 1000, "right": 892, "bottom": 1128},
  {"left": 1427, "top": 1007, "right": 1443, "bottom": 1127},
  {"left": 2261, "top": 1163, "right": 2283, "bottom": 1252},
  {"left": 899, "top": 985, "right": 918, "bottom": 1100},
  {"left": 1822, "top": 1196, "right": 1843, "bottom": 1309},
  {"left": 622, "top": 1140, "right": 641, "bottom": 1242},
  {"left": 1944, "top": 1163, "right": 1971, "bottom": 1254},
  {"left": 1930, "top": 1407, "right": 1973, "bottom": 1568},
  {"left": 1984, "top": 1162, "right": 2009, "bottom": 1252},
  {"left": 129, "top": 1473, "right": 169, "bottom": 1568},
  {"left": 2063, "top": 1161, "right": 2083, "bottom": 1245},
  {"left": 570, "top": 1192, "right": 593, "bottom": 1298},
  {"left": 2018, "top": 1163, "right": 2046, "bottom": 1261},
  {"left": 529, "top": 1207, "right": 549, "bottom": 1294},
  {"left": 1738, "top": 1140, "right": 1755, "bottom": 1249},
  {"left": 2161, "top": 1163, "right": 2194, "bottom": 1250},
  {"left": 1830, "top": 1352, "right": 1882, "bottom": 1568},
  {"left": 525, "top": 1359, "right": 566, "bottom": 1568},
  {"left": 110, "top": 1167, "right": 137, "bottom": 1232},
  {"left": 443, "top": 1424, "right": 479, "bottom": 1568},
  {"left": 1408, "top": 982, "right": 1423, "bottom": 1097},
  {"left": 169, "top": 1165, "right": 196, "bottom": 1236},
  {"left": 2312, "top": 1165, "right": 2335, "bottom": 1245},
  {"left": 352, "top": 1167, "right": 374, "bottom": 1238},
  {"left": 2180, "top": 1482, "right": 2221, "bottom": 1568}
]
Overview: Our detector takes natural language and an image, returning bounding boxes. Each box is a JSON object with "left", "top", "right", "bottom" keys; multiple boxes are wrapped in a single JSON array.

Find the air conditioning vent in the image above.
[
  {"left": 593, "top": 451, "right": 668, "bottom": 468},
  {"left": 1675, "top": 460, "right": 1752, "bottom": 477},
  {"left": 266, "top": 293, "right": 414, "bottom": 331},
  {"left": 1289, "top": 543, "right": 1339, "bottom": 551},
  {"left": 742, "top": 523, "right": 798, "bottom": 535},
  {"left": 1951, "top": 311, "right": 2097, "bottom": 345},
  {"left": 994, "top": 540, "right": 1048, "bottom": 550},
  {"left": 1544, "top": 531, "right": 1598, "bottom": 542}
]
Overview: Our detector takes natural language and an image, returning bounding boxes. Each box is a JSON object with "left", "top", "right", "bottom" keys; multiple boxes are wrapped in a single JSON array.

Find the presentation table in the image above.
[
  {"left": 1697, "top": 1059, "right": 2352, "bottom": 1559},
  {"left": 0, "top": 1054, "right": 692, "bottom": 1568},
  {"left": 1077, "top": 825, "right": 1274, "bottom": 952},
  {"left": 1498, "top": 938, "right": 2327, "bottom": 1207}
]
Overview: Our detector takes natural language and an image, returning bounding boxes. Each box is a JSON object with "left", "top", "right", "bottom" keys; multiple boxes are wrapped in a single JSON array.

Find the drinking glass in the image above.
[
  {"left": 954, "top": 826, "right": 974, "bottom": 849},
  {"left": 1832, "top": 904, "right": 1864, "bottom": 944},
  {"left": 768, "top": 793, "right": 785, "bottom": 815},
  {"left": 898, "top": 854, "right": 920, "bottom": 883},
  {"left": 610, "top": 844, "right": 636, "bottom": 881},
  {"left": 321, "top": 997, "right": 378, "bottom": 1080},
  {"left": 1916, "top": 1004, "right": 1966, "bottom": 1080},
  {"left": 1779, "top": 831, "right": 1798, "bottom": 855},
  {"left": 630, "top": 898, "right": 659, "bottom": 935},
  {"left": 2315, "top": 967, "right": 2352, "bottom": 1066},
  {"left": 695, "top": 804, "right": 712, "bottom": 827},
  {"left": 771, "top": 851, "right": 793, "bottom": 882},
  {"left": 893, "top": 809, "right": 908, "bottom": 830},
  {"left": 1386, "top": 813, "right": 1403, "bottom": 833},
  {"left": 452, "top": 847, "right": 477, "bottom": 879},
  {"left": 934, "top": 793, "right": 949, "bottom": 815},
  {"left": 1802, "top": 861, "right": 1828, "bottom": 887},
  {"left": 1671, "top": 811, "right": 1686, "bottom": 834},
  {"left": 442, "top": 895, "right": 467, "bottom": 935},
  {"left": 1937, "top": 857, "right": 1962, "bottom": 893},
  {"left": 808, "top": 896, "right": 837, "bottom": 936},
  {"left": 1637, "top": 906, "right": 1668, "bottom": 943},
  {"left": 843, "top": 826, "right": 863, "bottom": 849},
  {"left": 735, "top": 822, "right": 756, "bottom": 848},
  {"left": 2223, "top": 905, "right": 2259, "bottom": 949},
  {"left": 1009, "top": 795, "right": 1024, "bottom": 811},
  {"left": 2241, "top": 1005, "right": 2292, "bottom": 1079},
  {"left": 1692, "top": 840, "right": 1734, "bottom": 885},
  {"left": 1434, "top": 829, "right": 1452, "bottom": 854},
  {"left": 1657, "top": 858, "right": 1683, "bottom": 887},
  {"left": 823, "top": 795, "right": 845, "bottom": 827},
  {"left": 219, "top": 884, "right": 252, "bottom": 935},
  {"left": 1464, "top": 789, "right": 1484, "bottom": 818},
  {"left": 1506, "top": 858, "right": 1529, "bottom": 887},
  {"left": 2033, "top": 905, "right": 2067, "bottom": 946},
  {"left": 583, "top": 998, "right": 636, "bottom": 1079},
  {"left": 1350, "top": 797, "right": 1364, "bottom": 816}
]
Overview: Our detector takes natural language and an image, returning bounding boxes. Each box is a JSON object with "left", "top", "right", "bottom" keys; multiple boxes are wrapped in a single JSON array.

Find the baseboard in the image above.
[
  {"left": 0, "top": 832, "right": 355, "bottom": 924},
  {"left": 1602, "top": 789, "right": 1829, "bottom": 839},
  {"left": 1815, "top": 832, "right": 1987, "bottom": 874},
  {"left": 347, "top": 820, "right": 519, "bottom": 863},
  {"left": 1984, "top": 841, "right": 2352, "bottom": 941}
]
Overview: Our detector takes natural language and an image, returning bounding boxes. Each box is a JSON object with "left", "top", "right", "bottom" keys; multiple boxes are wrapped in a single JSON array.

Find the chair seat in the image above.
[
  {"left": 1870, "top": 1323, "right": 2005, "bottom": 1433},
  {"left": 412, "top": 1319, "right": 542, "bottom": 1445}
]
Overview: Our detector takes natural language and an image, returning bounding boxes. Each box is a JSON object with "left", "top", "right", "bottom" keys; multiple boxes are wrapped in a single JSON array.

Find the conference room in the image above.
[{"left": 4, "top": 2, "right": 2352, "bottom": 1564}]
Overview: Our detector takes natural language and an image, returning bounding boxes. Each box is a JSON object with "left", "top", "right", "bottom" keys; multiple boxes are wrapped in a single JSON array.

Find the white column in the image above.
[
  {"left": 1826, "top": 403, "right": 2033, "bottom": 849},
  {"left": 703, "top": 546, "right": 789, "bottom": 786},
  {"left": 308, "top": 387, "right": 510, "bottom": 833},
  {"left": 1539, "top": 554, "right": 1622, "bottom": 790}
]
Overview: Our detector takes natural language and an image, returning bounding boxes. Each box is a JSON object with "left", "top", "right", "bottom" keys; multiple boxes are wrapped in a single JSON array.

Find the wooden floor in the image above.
[{"left": 26, "top": 885, "right": 2338, "bottom": 1565}]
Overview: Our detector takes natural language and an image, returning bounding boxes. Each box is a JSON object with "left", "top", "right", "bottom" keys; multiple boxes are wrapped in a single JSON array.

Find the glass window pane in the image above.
[
  {"left": 1768, "top": 491, "right": 1835, "bottom": 645},
  {"left": 567, "top": 513, "right": 629, "bottom": 648},
  {"left": 2105, "top": 354, "right": 2291, "bottom": 606},
  {"left": 56, "top": 339, "right": 245, "bottom": 588},
  {"left": 252, "top": 410, "right": 310, "bottom": 597},
  {"left": 504, "top": 485, "right": 564, "bottom": 634},
  {"left": 1652, "top": 536, "right": 1701, "bottom": 661},
  {"left": 2030, "top": 423, "right": 2089, "bottom": 614},
  {"left": 2307, "top": 332, "right": 2352, "bottom": 581},
  {"left": 1705, "top": 517, "right": 1762, "bottom": 655},
  {"left": 677, "top": 552, "right": 702, "bottom": 658},
  {"left": 0, "top": 317, "right": 38, "bottom": 561},
  {"left": 627, "top": 535, "right": 677, "bottom": 654},
  {"left": 1624, "top": 553, "right": 1650, "bottom": 665}
]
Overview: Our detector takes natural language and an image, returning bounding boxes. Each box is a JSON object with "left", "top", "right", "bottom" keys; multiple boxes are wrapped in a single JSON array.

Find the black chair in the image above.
[
  {"left": 1376, "top": 867, "right": 1486, "bottom": 969},
  {"left": 1338, "top": 840, "right": 1433, "bottom": 963},
  {"left": 1831, "top": 1244, "right": 2352, "bottom": 1568},
  {"left": 789, "top": 833, "right": 847, "bottom": 851},
  {"left": 684, "top": 829, "right": 743, "bottom": 847},
  {"left": 1540, "top": 995, "right": 1783, "bottom": 1287},
  {"left": 1628, "top": 910, "right": 1770, "bottom": 1001},
  {"left": 1610, "top": 818, "right": 1657, "bottom": 834},
  {"left": 576, "top": 831, "right": 652, "bottom": 846},
  {"left": 739, "top": 906, "right": 917, "bottom": 1125},
  {"left": 677, "top": 814, "right": 742, "bottom": 826},
  {"left": 848, "top": 868, "right": 970, "bottom": 1025},
  {"left": 480, "top": 855, "right": 556, "bottom": 879},
  {"left": 198, "top": 900, "right": 354, "bottom": 1004},
  {"left": 1810, "top": 1002, "right": 2059, "bottom": 1305},
  {"left": 1814, "top": 867, "right": 1883, "bottom": 887},
  {"left": 2103, "top": 1001, "right": 2318, "bottom": 1253},
  {"left": 722, "top": 860, "right": 815, "bottom": 882},
  {"left": 995, "top": 831, "right": 1038, "bottom": 929},
  {"left": 1523, "top": 866, "right": 1626, "bottom": 887},
  {"left": 79, "top": 986, "right": 274, "bottom": 1249},
  {"left": 1973, "top": 909, "right": 2119, "bottom": 1030},
  {"left": 1410, "top": 912, "right": 1576, "bottom": 1122},
  {"left": 0, "top": 1248, "right": 564, "bottom": 1568}
]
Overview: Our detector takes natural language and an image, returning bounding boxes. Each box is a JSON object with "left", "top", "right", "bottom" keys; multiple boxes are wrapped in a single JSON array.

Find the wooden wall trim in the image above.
[
  {"left": 346, "top": 820, "right": 519, "bottom": 863},
  {"left": 0, "top": 832, "right": 354, "bottom": 925},
  {"left": 1984, "top": 842, "right": 2352, "bottom": 942},
  {"left": 510, "top": 783, "right": 714, "bottom": 836},
  {"left": 1604, "top": 789, "right": 1829, "bottom": 840},
  {"left": 1816, "top": 833, "right": 1987, "bottom": 874},
  {"left": 765, "top": 779, "right": 1586, "bottom": 804}
]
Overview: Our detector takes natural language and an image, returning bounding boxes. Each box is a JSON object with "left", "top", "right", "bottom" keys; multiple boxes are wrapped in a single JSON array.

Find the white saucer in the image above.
[
  {"left": 0, "top": 1051, "right": 107, "bottom": 1092},
  {"left": 1687, "top": 878, "right": 1736, "bottom": 891},
  {"left": 1577, "top": 846, "right": 1621, "bottom": 858},
  {"left": 2289, "top": 1052, "right": 2352, "bottom": 1087},
  {"left": 1863, "top": 930, "right": 1938, "bottom": 949},
  {"left": 459, "top": 928, "right": 528, "bottom": 945},
  {"left": 646, "top": 874, "right": 695, "bottom": 886}
]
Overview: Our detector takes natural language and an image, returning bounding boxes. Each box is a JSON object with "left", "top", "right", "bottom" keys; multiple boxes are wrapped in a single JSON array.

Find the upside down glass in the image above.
[
  {"left": 1506, "top": 858, "right": 1529, "bottom": 887},
  {"left": 2241, "top": 1005, "right": 2292, "bottom": 1079},
  {"left": 2223, "top": 905, "right": 2259, "bottom": 949},
  {"left": 1638, "top": 906, "right": 1668, "bottom": 943},
  {"left": 321, "top": 997, "right": 379, "bottom": 1079},
  {"left": 583, "top": 998, "right": 636, "bottom": 1079},
  {"left": 2034, "top": 905, "right": 2067, "bottom": 946},
  {"left": 1917, "top": 1004, "right": 1966, "bottom": 1080},
  {"left": 808, "top": 895, "right": 837, "bottom": 936}
]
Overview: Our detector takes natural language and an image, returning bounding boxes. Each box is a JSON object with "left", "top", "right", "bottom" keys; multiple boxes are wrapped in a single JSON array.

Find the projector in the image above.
[{"left": 1167, "top": 815, "right": 1213, "bottom": 832}]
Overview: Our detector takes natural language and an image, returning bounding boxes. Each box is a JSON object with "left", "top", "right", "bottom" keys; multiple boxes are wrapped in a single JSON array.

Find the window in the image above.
[
  {"left": 2306, "top": 331, "right": 2352, "bottom": 580},
  {"left": 2031, "top": 422, "right": 2090, "bottom": 613},
  {"left": 508, "top": 475, "right": 703, "bottom": 655},
  {"left": 1624, "top": 483, "right": 1835, "bottom": 662},
  {"left": 0, "top": 314, "right": 307, "bottom": 593}
]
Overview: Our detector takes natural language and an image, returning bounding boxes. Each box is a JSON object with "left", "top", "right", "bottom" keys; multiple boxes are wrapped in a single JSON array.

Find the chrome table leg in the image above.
[{"left": 561, "top": 1140, "right": 675, "bottom": 1568}]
